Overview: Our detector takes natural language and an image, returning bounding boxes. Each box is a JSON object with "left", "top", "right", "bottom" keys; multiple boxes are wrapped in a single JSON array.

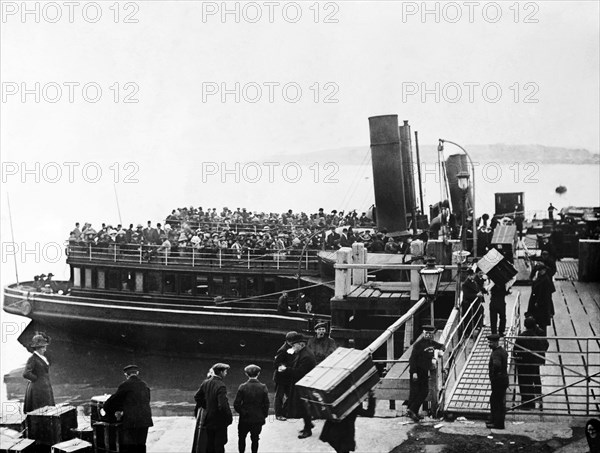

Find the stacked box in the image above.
[
  {"left": 295, "top": 347, "right": 380, "bottom": 420},
  {"left": 51, "top": 438, "right": 92, "bottom": 453},
  {"left": 92, "top": 422, "right": 122, "bottom": 453},
  {"left": 26, "top": 406, "right": 77, "bottom": 446},
  {"left": 90, "top": 395, "right": 115, "bottom": 424},
  {"left": 0, "top": 438, "right": 35, "bottom": 453},
  {"left": 70, "top": 427, "right": 93, "bottom": 444}
]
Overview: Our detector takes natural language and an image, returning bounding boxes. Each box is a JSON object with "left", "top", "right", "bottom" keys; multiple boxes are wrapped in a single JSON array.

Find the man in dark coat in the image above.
[
  {"left": 194, "top": 363, "right": 233, "bottom": 453},
  {"left": 490, "top": 284, "right": 509, "bottom": 336},
  {"left": 527, "top": 265, "right": 555, "bottom": 335},
  {"left": 406, "top": 326, "right": 445, "bottom": 422},
  {"left": 307, "top": 322, "right": 337, "bottom": 364},
  {"left": 278, "top": 334, "right": 316, "bottom": 439},
  {"left": 277, "top": 292, "right": 289, "bottom": 314},
  {"left": 487, "top": 334, "right": 508, "bottom": 429},
  {"left": 461, "top": 269, "right": 483, "bottom": 338},
  {"left": 514, "top": 316, "right": 549, "bottom": 409},
  {"left": 103, "top": 365, "right": 153, "bottom": 453},
  {"left": 273, "top": 331, "right": 297, "bottom": 420},
  {"left": 23, "top": 333, "right": 55, "bottom": 413},
  {"left": 233, "top": 365, "right": 270, "bottom": 453}
]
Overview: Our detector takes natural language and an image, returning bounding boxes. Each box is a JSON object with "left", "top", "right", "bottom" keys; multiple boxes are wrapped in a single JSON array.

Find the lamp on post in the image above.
[
  {"left": 419, "top": 258, "right": 444, "bottom": 326},
  {"left": 452, "top": 250, "right": 471, "bottom": 309}
]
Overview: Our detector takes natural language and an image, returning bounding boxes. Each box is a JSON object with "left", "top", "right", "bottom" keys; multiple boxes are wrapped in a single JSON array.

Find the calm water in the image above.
[{"left": 1, "top": 162, "right": 598, "bottom": 414}]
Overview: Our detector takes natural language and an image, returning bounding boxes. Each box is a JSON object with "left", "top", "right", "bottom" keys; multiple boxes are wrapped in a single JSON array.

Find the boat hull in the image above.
[{"left": 3, "top": 283, "right": 311, "bottom": 358}]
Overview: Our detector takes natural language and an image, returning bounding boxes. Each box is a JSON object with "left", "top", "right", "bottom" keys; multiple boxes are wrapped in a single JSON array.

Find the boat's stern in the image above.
[{"left": 4, "top": 282, "right": 38, "bottom": 317}]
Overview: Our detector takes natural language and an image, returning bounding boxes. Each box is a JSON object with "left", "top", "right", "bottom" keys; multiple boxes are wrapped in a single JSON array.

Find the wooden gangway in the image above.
[{"left": 444, "top": 280, "right": 600, "bottom": 418}]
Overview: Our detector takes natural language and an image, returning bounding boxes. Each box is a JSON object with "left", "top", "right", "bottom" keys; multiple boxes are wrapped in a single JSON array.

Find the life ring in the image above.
[{"left": 21, "top": 300, "right": 32, "bottom": 316}]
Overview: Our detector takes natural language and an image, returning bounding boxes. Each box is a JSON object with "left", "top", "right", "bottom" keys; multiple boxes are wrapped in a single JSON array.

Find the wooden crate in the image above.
[
  {"left": 26, "top": 406, "right": 77, "bottom": 446},
  {"left": 51, "top": 438, "right": 92, "bottom": 453},
  {"left": 92, "top": 422, "right": 122, "bottom": 453},
  {"left": 90, "top": 395, "right": 116, "bottom": 425},
  {"left": 0, "top": 437, "right": 36, "bottom": 453},
  {"left": 296, "top": 347, "right": 380, "bottom": 420}
]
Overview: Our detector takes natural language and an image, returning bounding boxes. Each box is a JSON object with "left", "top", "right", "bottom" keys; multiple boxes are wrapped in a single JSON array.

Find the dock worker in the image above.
[
  {"left": 406, "top": 325, "right": 445, "bottom": 422},
  {"left": 514, "top": 316, "right": 549, "bottom": 410},
  {"left": 527, "top": 264, "right": 555, "bottom": 335},
  {"left": 278, "top": 334, "right": 316, "bottom": 439},
  {"left": 103, "top": 364, "right": 153, "bottom": 453},
  {"left": 193, "top": 363, "right": 233, "bottom": 453},
  {"left": 307, "top": 322, "right": 337, "bottom": 364},
  {"left": 486, "top": 334, "right": 508, "bottom": 429},
  {"left": 277, "top": 292, "right": 290, "bottom": 314},
  {"left": 273, "top": 331, "right": 297, "bottom": 420},
  {"left": 233, "top": 364, "right": 270, "bottom": 453}
]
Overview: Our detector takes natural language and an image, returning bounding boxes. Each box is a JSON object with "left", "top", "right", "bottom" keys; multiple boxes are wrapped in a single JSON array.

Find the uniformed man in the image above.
[
  {"left": 406, "top": 325, "right": 445, "bottom": 422},
  {"left": 103, "top": 365, "right": 153, "bottom": 453},
  {"left": 487, "top": 334, "right": 508, "bottom": 429},
  {"left": 514, "top": 316, "right": 549, "bottom": 409},
  {"left": 307, "top": 322, "right": 337, "bottom": 364}
]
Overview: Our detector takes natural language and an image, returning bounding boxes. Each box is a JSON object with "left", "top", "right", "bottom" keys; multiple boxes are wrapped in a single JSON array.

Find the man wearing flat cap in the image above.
[
  {"left": 406, "top": 326, "right": 445, "bottom": 422},
  {"left": 278, "top": 334, "right": 316, "bottom": 439},
  {"left": 194, "top": 363, "right": 233, "bottom": 453},
  {"left": 103, "top": 365, "right": 153, "bottom": 453},
  {"left": 273, "top": 331, "right": 297, "bottom": 420},
  {"left": 514, "top": 317, "right": 549, "bottom": 410},
  {"left": 307, "top": 322, "right": 337, "bottom": 365},
  {"left": 487, "top": 334, "right": 508, "bottom": 429},
  {"left": 234, "top": 365, "right": 269, "bottom": 453},
  {"left": 527, "top": 264, "right": 555, "bottom": 335}
]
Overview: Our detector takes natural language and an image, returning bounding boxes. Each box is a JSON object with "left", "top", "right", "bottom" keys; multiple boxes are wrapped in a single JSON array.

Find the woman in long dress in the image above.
[{"left": 23, "top": 333, "right": 55, "bottom": 413}]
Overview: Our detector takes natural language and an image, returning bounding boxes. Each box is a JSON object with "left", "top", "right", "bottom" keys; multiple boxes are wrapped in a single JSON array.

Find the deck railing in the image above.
[{"left": 66, "top": 244, "right": 321, "bottom": 271}]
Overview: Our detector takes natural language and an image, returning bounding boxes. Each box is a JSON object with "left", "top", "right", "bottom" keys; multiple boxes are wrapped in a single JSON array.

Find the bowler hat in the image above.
[
  {"left": 244, "top": 364, "right": 261, "bottom": 377},
  {"left": 487, "top": 334, "right": 501, "bottom": 341},
  {"left": 123, "top": 364, "right": 139, "bottom": 373},
  {"left": 524, "top": 317, "right": 537, "bottom": 329},
  {"left": 30, "top": 334, "right": 50, "bottom": 349},
  {"left": 211, "top": 363, "right": 230, "bottom": 373}
]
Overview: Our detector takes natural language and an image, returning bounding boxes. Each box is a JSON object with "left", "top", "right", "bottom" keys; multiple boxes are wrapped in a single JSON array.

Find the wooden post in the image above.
[
  {"left": 351, "top": 243, "right": 367, "bottom": 285},
  {"left": 334, "top": 248, "right": 353, "bottom": 298},
  {"left": 404, "top": 266, "right": 421, "bottom": 351}
]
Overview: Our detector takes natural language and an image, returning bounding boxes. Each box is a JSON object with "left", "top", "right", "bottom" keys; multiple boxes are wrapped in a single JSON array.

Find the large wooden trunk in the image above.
[
  {"left": 295, "top": 347, "right": 379, "bottom": 420},
  {"left": 478, "top": 248, "right": 517, "bottom": 286},
  {"left": 90, "top": 395, "right": 116, "bottom": 425},
  {"left": 26, "top": 406, "right": 77, "bottom": 446},
  {"left": 92, "top": 422, "right": 122, "bottom": 453},
  {"left": 51, "top": 438, "right": 92, "bottom": 453},
  {"left": 0, "top": 438, "right": 36, "bottom": 453}
]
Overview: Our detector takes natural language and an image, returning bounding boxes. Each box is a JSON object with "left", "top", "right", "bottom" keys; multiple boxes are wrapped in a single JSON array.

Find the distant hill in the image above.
[{"left": 261, "top": 145, "right": 600, "bottom": 165}]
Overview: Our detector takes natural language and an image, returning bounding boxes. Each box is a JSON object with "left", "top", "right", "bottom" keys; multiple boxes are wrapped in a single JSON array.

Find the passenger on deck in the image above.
[
  {"left": 527, "top": 264, "right": 555, "bottom": 335},
  {"left": 406, "top": 325, "right": 445, "bottom": 422},
  {"left": 307, "top": 322, "right": 337, "bottom": 364},
  {"left": 489, "top": 284, "right": 509, "bottom": 337},
  {"left": 277, "top": 292, "right": 290, "bottom": 314}
]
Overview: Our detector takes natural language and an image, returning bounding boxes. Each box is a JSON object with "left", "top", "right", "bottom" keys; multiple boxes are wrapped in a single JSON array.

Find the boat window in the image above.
[
  {"left": 147, "top": 271, "right": 161, "bottom": 293},
  {"left": 73, "top": 267, "right": 81, "bottom": 287},
  {"left": 107, "top": 270, "right": 121, "bottom": 290},
  {"left": 97, "top": 270, "right": 105, "bottom": 289},
  {"left": 211, "top": 275, "right": 224, "bottom": 296},
  {"left": 247, "top": 276, "right": 257, "bottom": 296},
  {"left": 180, "top": 274, "right": 193, "bottom": 295},
  {"left": 229, "top": 276, "right": 241, "bottom": 297},
  {"left": 84, "top": 268, "right": 92, "bottom": 288},
  {"left": 121, "top": 271, "right": 134, "bottom": 291},
  {"left": 164, "top": 274, "right": 176, "bottom": 293},
  {"left": 196, "top": 275, "right": 209, "bottom": 296}
]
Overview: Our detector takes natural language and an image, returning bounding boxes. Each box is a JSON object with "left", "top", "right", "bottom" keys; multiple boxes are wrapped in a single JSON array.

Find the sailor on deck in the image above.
[
  {"left": 406, "top": 325, "right": 445, "bottom": 422},
  {"left": 307, "top": 322, "right": 337, "bottom": 364}
]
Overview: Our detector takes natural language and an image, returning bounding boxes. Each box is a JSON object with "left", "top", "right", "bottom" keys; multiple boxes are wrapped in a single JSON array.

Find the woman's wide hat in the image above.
[{"left": 30, "top": 333, "right": 50, "bottom": 348}]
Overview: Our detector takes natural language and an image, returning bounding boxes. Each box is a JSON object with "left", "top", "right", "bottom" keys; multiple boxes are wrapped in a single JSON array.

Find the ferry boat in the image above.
[{"left": 4, "top": 114, "right": 542, "bottom": 358}]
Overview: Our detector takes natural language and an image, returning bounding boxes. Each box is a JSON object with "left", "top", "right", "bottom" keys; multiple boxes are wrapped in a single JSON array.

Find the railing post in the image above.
[
  {"left": 276, "top": 251, "right": 280, "bottom": 270},
  {"left": 164, "top": 250, "right": 168, "bottom": 265},
  {"left": 219, "top": 249, "right": 222, "bottom": 268},
  {"left": 386, "top": 334, "right": 394, "bottom": 372},
  {"left": 113, "top": 244, "right": 117, "bottom": 262},
  {"left": 305, "top": 252, "right": 308, "bottom": 270},
  {"left": 334, "top": 248, "right": 352, "bottom": 298},
  {"left": 89, "top": 243, "right": 92, "bottom": 261},
  {"left": 192, "top": 248, "right": 195, "bottom": 267},
  {"left": 139, "top": 246, "right": 142, "bottom": 264},
  {"left": 351, "top": 243, "right": 366, "bottom": 285},
  {"left": 248, "top": 250, "right": 250, "bottom": 270}
]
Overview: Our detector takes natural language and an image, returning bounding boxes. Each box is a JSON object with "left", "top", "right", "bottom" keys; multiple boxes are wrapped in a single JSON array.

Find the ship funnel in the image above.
[
  {"left": 399, "top": 120, "right": 416, "bottom": 217},
  {"left": 368, "top": 115, "right": 408, "bottom": 234}
]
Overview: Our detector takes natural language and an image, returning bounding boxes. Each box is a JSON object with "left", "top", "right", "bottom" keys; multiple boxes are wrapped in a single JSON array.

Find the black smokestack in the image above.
[{"left": 368, "top": 115, "right": 408, "bottom": 234}]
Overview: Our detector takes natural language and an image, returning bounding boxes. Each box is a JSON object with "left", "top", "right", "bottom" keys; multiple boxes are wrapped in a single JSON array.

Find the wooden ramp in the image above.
[{"left": 444, "top": 280, "right": 600, "bottom": 417}]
